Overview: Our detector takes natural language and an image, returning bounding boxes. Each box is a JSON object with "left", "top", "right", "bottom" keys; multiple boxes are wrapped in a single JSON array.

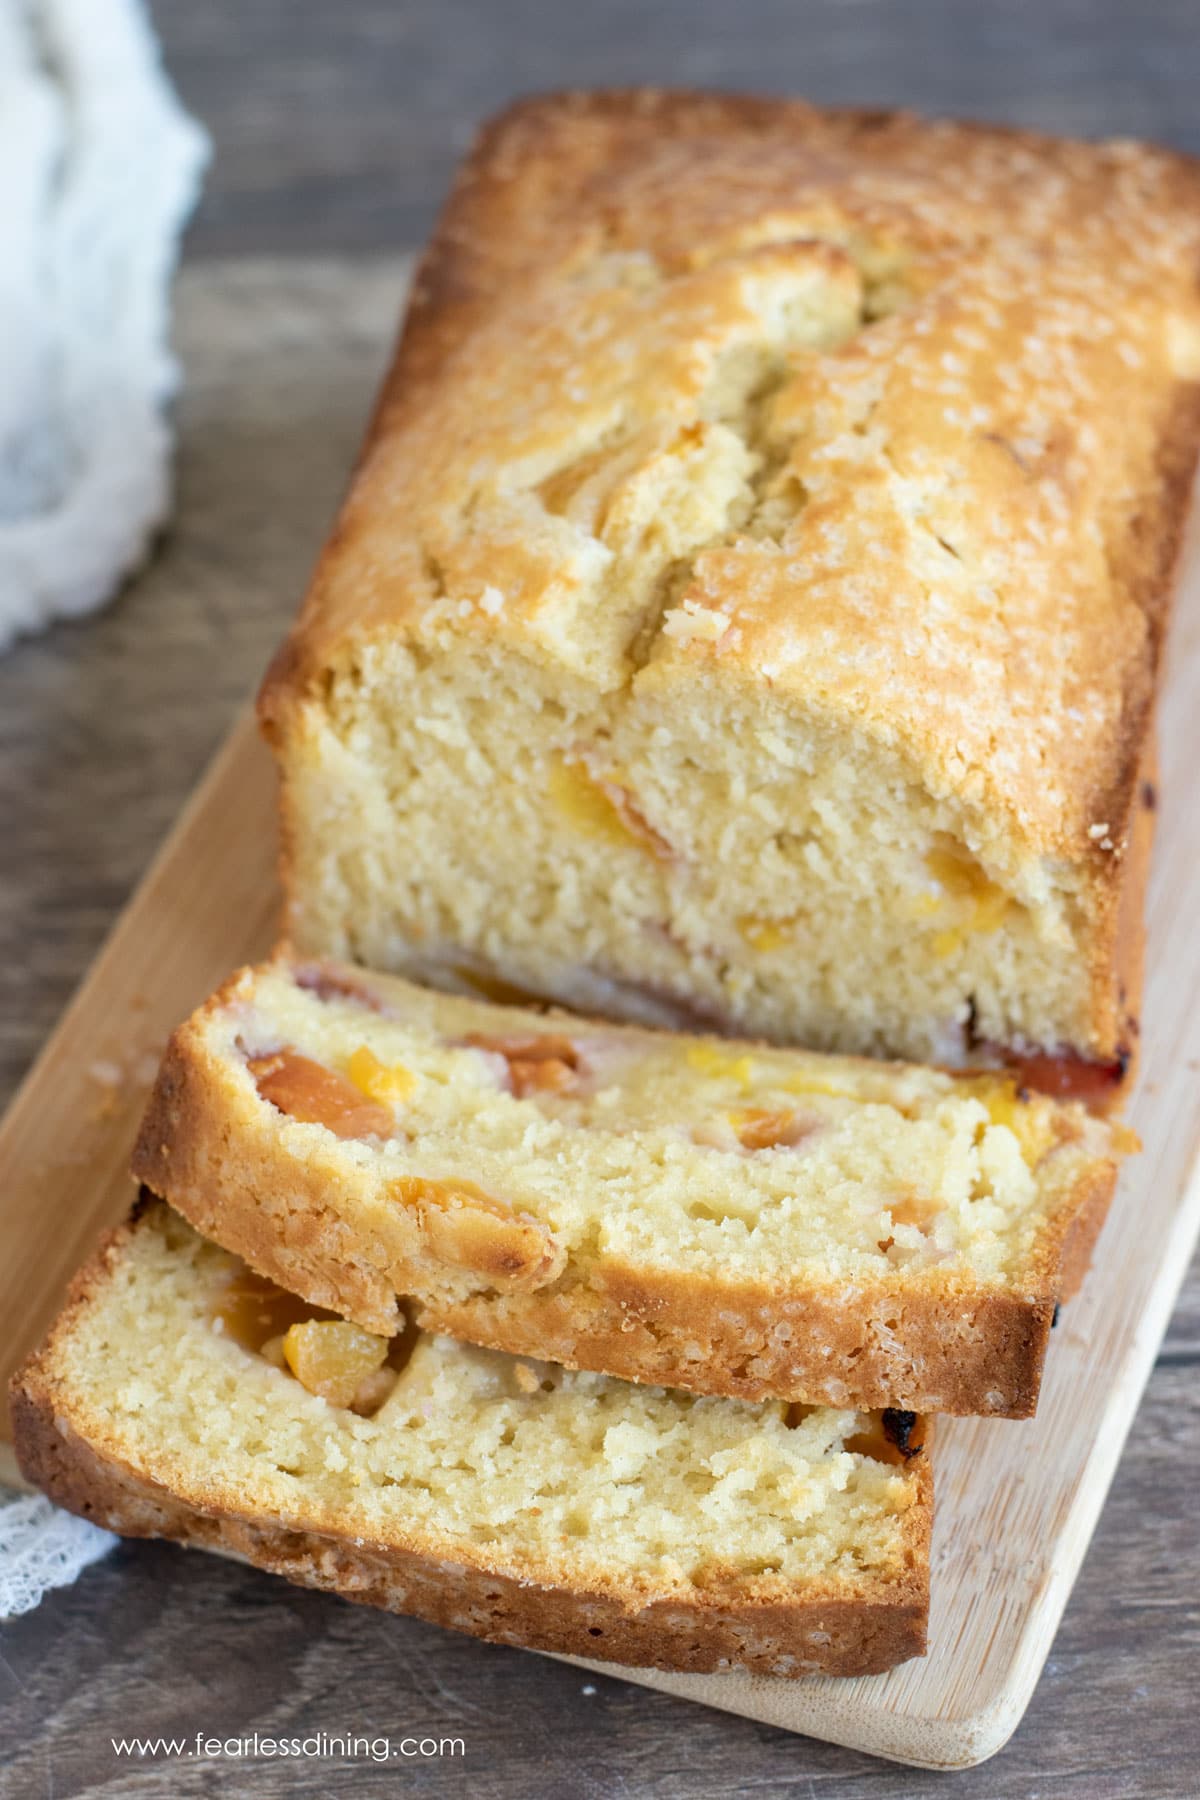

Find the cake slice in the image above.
[
  {"left": 11, "top": 1201, "right": 932, "bottom": 1677},
  {"left": 131, "top": 956, "right": 1131, "bottom": 1417},
  {"left": 259, "top": 92, "right": 1200, "bottom": 1097}
]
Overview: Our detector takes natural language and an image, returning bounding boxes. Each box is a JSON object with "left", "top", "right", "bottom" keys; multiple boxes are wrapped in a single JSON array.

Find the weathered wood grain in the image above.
[
  {"left": 149, "top": 0, "right": 1200, "bottom": 257},
  {"left": 0, "top": 257, "right": 1198, "bottom": 1795}
]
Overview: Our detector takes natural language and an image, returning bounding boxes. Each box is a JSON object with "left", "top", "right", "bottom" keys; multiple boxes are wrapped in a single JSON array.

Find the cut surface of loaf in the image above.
[
  {"left": 11, "top": 1203, "right": 932, "bottom": 1677},
  {"left": 259, "top": 90, "right": 1200, "bottom": 1091},
  {"left": 131, "top": 957, "right": 1131, "bottom": 1416}
]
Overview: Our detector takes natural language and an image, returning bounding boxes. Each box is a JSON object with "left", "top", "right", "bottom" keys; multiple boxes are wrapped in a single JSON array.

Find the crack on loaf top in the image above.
[{"left": 407, "top": 230, "right": 903, "bottom": 684}]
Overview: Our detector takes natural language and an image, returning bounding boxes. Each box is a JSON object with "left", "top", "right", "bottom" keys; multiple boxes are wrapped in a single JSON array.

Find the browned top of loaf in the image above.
[{"left": 261, "top": 89, "right": 1200, "bottom": 864}]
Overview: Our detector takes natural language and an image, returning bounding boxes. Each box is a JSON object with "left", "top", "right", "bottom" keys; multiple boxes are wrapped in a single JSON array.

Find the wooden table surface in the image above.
[{"left": 1, "top": 5, "right": 1198, "bottom": 1795}]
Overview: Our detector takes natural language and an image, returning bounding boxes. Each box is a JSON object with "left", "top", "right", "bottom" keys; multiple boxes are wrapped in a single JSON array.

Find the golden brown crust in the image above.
[
  {"left": 1069, "top": 380, "right": 1191, "bottom": 1079},
  {"left": 131, "top": 968, "right": 1122, "bottom": 1416},
  {"left": 9, "top": 1210, "right": 931, "bottom": 1679},
  {"left": 420, "top": 1236, "right": 1095, "bottom": 1420}
]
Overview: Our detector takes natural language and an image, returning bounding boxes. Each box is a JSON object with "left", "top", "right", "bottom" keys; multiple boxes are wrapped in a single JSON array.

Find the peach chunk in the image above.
[
  {"left": 247, "top": 1047, "right": 395, "bottom": 1140},
  {"left": 464, "top": 1032, "right": 584, "bottom": 1098},
  {"left": 282, "top": 1319, "right": 390, "bottom": 1408},
  {"left": 844, "top": 1410, "right": 925, "bottom": 1466},
  {"left": 1001, "top": 1048, "right": 1127, "bottom": 1109},
  {"left": 549, "top": 757, "right": 674, "bottom": 863},
  {"left": 876, "top": 1191, "right": 937, "bottom": 1256},
  {"left": 887, "top": 1192, "right": 936, "bottom": 1230},
  {"left": 214, "top": 1269, "right": 338, "bottom": 1352},
  {"left": 293, "top": 964, "right": 387, "bottom": 1012},
  {"left": 732, "top": 1108, "right": 815, "bottom": 1152},
  {"left": 392, "top": 1174, "right": 565, "bottom": 1290}
]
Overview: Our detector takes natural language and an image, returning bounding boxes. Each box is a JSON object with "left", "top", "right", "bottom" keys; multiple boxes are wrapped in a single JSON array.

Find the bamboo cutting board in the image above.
[{"left": 1, "top": 496, "right": 1198, "bottom": 1775}]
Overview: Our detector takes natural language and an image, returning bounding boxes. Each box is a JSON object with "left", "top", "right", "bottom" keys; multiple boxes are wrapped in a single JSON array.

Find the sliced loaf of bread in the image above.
[
  {"left": 11, "top": 1201, "right": 932, "bottom": 1677},
  {"left": 131, "top": 957, "right": 1132, "bottom": 1416}
]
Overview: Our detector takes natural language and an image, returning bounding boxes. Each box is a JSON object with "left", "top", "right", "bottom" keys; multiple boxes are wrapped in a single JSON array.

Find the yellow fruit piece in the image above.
[
  {"left": 779, "top": 1072, "right": 858, "bottom": 1102},
  {"left": 972, "top": 889, "right": 1011, "bottom": 932},
  {"left": 214, "top": 1268, "right": 326, "bottom": 1353},
  {"left": 925, "top": 841, "right": 990, "bottom": 901},
  {"left": 685, "top": 1044, "right": 754, "bottom": 1090},
  {"left": 348, "top": 1044, "right": 416, "bottom": 1104},
  {"left": 957, "top": 1075, "right": 1056, "bottom": 1165},
  {"left": 925, "top": 840, "right": 1011, "bottom": 938},
  {"left": 729, "top": 1108, "right": 813, "bottom": 1151},
  {"left": 549, "top": 757, "right": 628, "bottom": 843},
  {"left": 737, "top": 914, "right": 791, "bottom": 952},
  {"left": 979, "top": 1082, "right": 1023, "bottom": 1134},
  {"left": 548, "top": 758, "right": 671, "bottom": 860},
  {"left": 283, "top": 1320, "right": 389, "bottom": 1408}
]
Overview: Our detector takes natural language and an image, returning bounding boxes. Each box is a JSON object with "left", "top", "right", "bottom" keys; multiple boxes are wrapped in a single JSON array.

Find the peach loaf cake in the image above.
[
  {"left": 131, "top": 956, "right": 1132, "bottom": 1417},
  {"left": 258, "top": 91, "right": 1200, "bottom": 1102},
  {"left": 12, "top": 1202, "right": 932, "bottom": 1677}
]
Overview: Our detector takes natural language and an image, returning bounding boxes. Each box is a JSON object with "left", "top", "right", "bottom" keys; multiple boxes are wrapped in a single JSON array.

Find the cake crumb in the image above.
[{"left": 662, "top": 601, "right": 729, "bottom": 645}]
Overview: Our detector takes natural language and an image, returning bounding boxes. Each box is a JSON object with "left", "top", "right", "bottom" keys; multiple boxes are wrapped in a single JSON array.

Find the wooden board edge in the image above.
[{"left": 0, "top": 709, "right": 265, "bottom": 1169}]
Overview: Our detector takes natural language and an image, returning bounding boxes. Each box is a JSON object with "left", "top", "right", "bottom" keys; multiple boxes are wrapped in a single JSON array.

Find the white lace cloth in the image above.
[
  {"left": 0, "top": 0, "right": 207, "bottom": 651},
  {"left": 0, "top": 1489, "right": 113, "bottom": 1618},
  {"left": 0, "top": 0, "right": 204, "bottom": 1614}
]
